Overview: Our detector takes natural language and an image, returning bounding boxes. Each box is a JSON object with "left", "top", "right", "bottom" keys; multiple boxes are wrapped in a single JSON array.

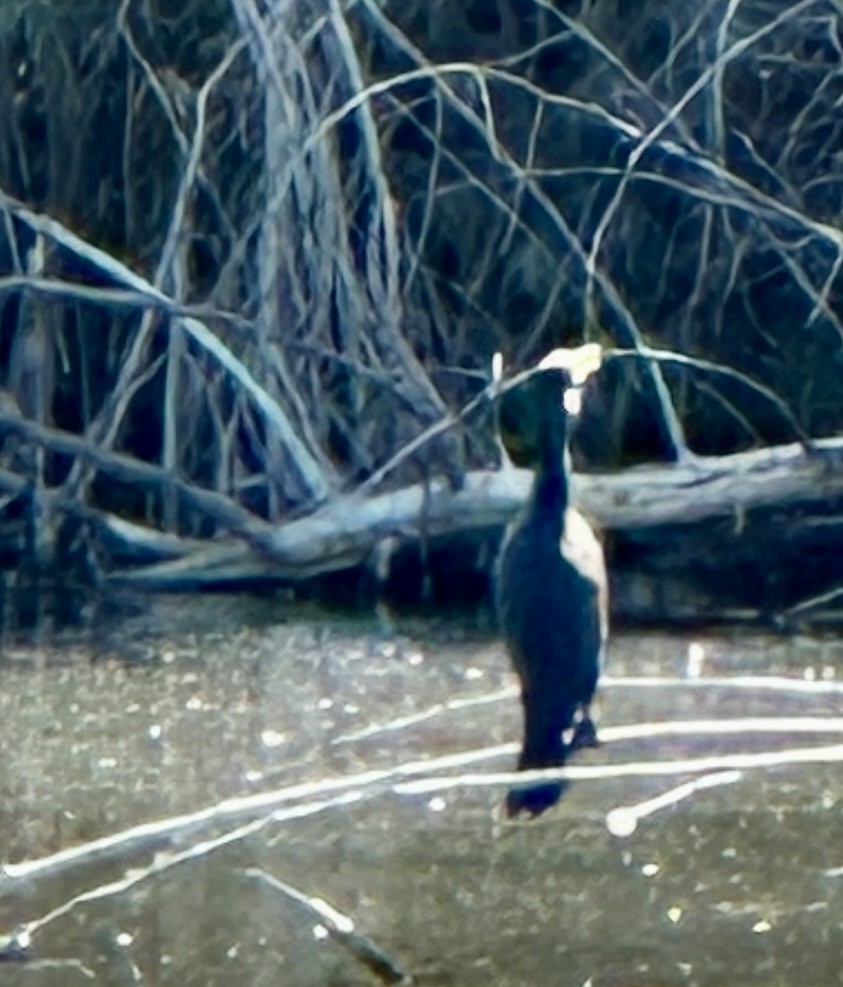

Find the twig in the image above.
[
  {"left": 0, "top": 196, "right": 332, "bottom": 502},
  {"left": 0, "top": 408, "right": 266, "bottom": 538},
  {"left": 605, "top": 346, "right": 812, "bottom": 446},
  {"left": 246, "top": 868, "right": 411, "bottom": 985}
]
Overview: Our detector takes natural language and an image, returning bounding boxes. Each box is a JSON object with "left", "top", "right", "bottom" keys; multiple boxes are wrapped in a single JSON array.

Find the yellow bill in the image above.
[{"left": 537, "top": 343, "right": 603, "bottom": 385}]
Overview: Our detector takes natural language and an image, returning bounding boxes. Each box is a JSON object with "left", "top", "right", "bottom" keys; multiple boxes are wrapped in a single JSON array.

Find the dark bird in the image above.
[{"left": 495, "top": 345, "right": 607, "bottom": 817}]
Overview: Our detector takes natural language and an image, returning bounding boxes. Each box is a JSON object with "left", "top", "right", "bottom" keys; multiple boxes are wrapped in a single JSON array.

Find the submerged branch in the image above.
[
  {"left": 5, "top": 715, "right": 841, "bottom": 884},
  {"left": 246, "top": 868, "right": 411, "bottom": 985}
]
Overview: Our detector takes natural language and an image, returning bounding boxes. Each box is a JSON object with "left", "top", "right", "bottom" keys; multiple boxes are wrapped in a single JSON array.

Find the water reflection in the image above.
[{"left": 0, "top": 596, "right": 841, "bottom": 985}]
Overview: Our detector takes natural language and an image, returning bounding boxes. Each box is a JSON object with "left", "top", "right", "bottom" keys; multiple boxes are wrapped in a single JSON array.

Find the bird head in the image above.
[{"left": 494, "top": 344, "right": 603, "bottom": 467}]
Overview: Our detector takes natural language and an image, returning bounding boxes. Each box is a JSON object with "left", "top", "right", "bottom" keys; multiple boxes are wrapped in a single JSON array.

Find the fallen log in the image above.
[
  {"left": 109, "top": 436, "right": 843, "bottom": 609},
  {"left": 5, "top": 405, "right": 843, "bottom": 623}
]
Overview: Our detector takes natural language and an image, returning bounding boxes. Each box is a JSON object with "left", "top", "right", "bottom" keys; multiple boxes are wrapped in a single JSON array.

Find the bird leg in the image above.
[
  {"left": 568, "top": 705, "right": 600, "bottom": 751},
  {"left": 505, "top": 687, "right": 571, "bottom": 817}
]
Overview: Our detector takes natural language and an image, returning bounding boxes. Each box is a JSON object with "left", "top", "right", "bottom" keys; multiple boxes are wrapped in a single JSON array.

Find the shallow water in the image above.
[{"left": 0, "top": 595, "right": 841, "bottom": 986}]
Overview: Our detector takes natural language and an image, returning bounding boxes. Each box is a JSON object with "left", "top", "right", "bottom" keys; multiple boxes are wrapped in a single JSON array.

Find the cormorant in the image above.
[{"left": 495, "top": 345, "right": 607, "bottom": 817}]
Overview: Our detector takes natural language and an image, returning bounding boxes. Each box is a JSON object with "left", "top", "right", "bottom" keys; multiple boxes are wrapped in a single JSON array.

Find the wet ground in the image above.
[{"left": 0, "top": 594, "right": 841, "bottom": 986}]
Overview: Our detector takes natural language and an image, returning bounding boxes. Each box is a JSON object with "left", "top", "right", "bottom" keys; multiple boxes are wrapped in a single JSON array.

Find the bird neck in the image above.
[{"left": 529, "top": 448, "right": 569, "bottom": 537}]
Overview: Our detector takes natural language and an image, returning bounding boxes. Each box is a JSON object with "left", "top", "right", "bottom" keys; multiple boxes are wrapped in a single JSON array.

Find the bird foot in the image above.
[
  {"left": 569, "top": 717, "right": 599, "bottom": 752},
  {"left": 505, "top": 780, "right": 566, "bottom": 818}
]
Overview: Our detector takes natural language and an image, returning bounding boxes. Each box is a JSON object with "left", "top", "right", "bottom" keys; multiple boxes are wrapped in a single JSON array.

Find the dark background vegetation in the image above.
[{"left": 1, "top": 0, "right": 842, "bottom": 616}]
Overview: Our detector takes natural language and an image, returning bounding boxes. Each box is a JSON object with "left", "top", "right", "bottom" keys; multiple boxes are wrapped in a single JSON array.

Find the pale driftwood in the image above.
[
  {"left": 577, "top": 437, "right": 843, "bottom": 528},
  {"left": 99, "top": 516, "right": 206, "bottom": 563},
  {"left": 6, "top": 199, "right": 333, "bottom": 503},
  {"left": 0, "top": 407, "right": 265, "bottom": 537},
  {"left": 112, "top": 436, "right": 843, "bottom": 587},
  {"left": 5, "top": 409, "right": 843, "bottom": 591}
]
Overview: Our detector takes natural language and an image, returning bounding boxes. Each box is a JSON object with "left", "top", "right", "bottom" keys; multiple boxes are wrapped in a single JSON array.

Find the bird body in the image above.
[{"left": 495, "top": 349, "right": 607, "bottom": 816}]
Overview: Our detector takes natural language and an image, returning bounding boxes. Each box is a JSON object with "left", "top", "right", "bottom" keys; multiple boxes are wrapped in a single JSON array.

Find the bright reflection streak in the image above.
[
  {"left": 600, "top": 716, "right": 843, "bottom": 743},
  {"left": 605, "top": 770, "right": 742, "bottom": 837},
  {"left": 332, "top": 686, "right": 517, "bottom": 744},
  {"left": 392, "top": 743, "right": 843, "bottom": 796},
  {"left": 6, "top": 720, "right": 843, "bottom": 887},
  {"left": 9, "top": 720, "right": 843, "bottom": 880},
  {"left": 13, "top": 791, "right": 377, "bottom": 955},
  {"left": 333, "top": 675, "right": 843, "bottom": 747},
  {"left": 342, "top": 714, "right": 843, "bottom": 753},
  {"left": 602, "top": 674, "right": 843, "bottom": 694}
]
